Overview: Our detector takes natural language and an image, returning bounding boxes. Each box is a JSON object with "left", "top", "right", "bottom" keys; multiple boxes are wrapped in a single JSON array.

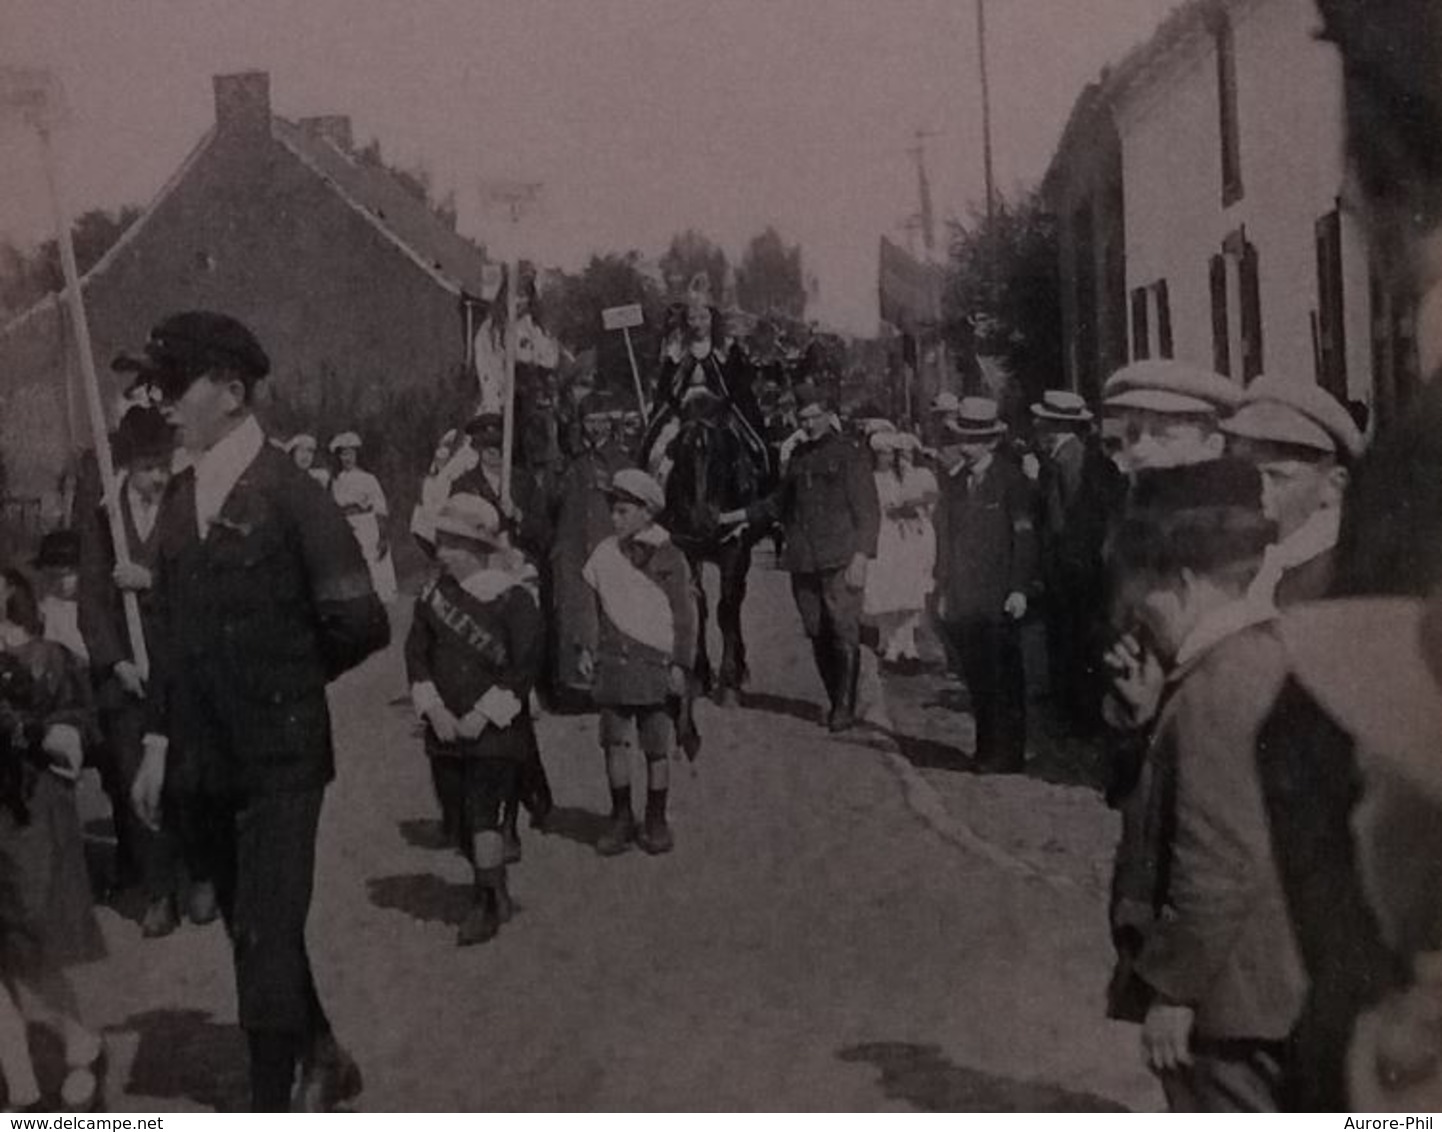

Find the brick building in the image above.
[{"left": 0, "top": 71, "right": 490, "bottom": 507}]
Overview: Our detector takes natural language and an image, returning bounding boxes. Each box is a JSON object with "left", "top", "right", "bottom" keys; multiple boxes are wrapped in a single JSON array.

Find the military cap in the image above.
[
  {"left": 603, "top": 468, "right": 666, "bottom": 515},
  {"left": 1103, "top": 360, "right": 1241, "bottom": 416},
  {"left": 1130, "top": 455, "right": 1263, "bottom": 515},
  {"left": 1221, "top": 376, "right": 1365, "bottom": 461},
  {"left": 112, "top": 310, "right": 269, "bottom": 400},
  {"left": 114, "top": 405, "right": 175, "bottom": 465},
  {"left": 793, "top": 382, "right": 827, "bottom": 418}
]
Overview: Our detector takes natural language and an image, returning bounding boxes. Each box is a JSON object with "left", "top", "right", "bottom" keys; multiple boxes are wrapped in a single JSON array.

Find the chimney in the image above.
[
  {"left": 213, "top": 71, "right": 271, "bottom": 134},
  {"left": 299, "top": 115, "right": 353, "bottom": 152}
]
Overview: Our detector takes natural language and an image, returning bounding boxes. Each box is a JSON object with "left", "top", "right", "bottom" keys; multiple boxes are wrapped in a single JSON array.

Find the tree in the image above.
[
  {"left": 540, "top": 252, "right": 665, "bottom": 402},
  {"left": 942, "top": 190, "right": 1062, "bottom": 411},
  {"left": 0, "top": 205, "right": 141, "bottom": 318},
  {"left": 736, "top": 226, "right": 806, "bottom": 319},
  {"left": 658, "top": 229, "right": 728, "bottom": 303}
]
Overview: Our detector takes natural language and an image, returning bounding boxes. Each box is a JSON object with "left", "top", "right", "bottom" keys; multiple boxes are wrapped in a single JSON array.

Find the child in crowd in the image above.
[
  {"left": 0, "top": 570, "right": 105, "bottom": 1111},
  {"left": 579, "top": 469, "right": 696, "bottom": 857},
  {"left": 405, "top": 495, "right": 543, "bottom": 946}
]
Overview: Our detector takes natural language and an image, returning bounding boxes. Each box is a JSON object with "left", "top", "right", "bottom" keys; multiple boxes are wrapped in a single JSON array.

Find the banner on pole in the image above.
[{"left": 602, "top": 303, "right": 644, "bottom": 332}]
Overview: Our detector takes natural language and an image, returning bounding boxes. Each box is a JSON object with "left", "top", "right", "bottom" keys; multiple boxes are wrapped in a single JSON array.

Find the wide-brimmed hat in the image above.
[
  {"left": 869, "top": 430, "right": 903, "bottom": 453},
  {"left": 115, "top": 406, "right": 176, "bottom": 465},
  {"left": 1031, "top": 390, "right": 1094, "bottom": 423},
  {"left": 432, "top": 493, "right": 504, "bottom": 546},
  {"left": 328, "top": 431, "right": 361, "bottom": 452},
  {"left": 944, "top": 397, "right": 1007, "bottom": 438},
  {"left": 602, "top": 468, "right": 666, "bottom": 515},
  {"left": 931, "top": 391, "right": 962, "bottom": 415},
  {"left": 1222, "top": 375, "right": 1365, "bottom": 462},
  {"left": 1103, "top": 360, "right": 1241, "bottom": 416},
  {"left": 112, "top": 310, "right": 270, "bottom": 402},
  {"left": 286, "top": 433, "right": 317, "bottom": 453},
  {"left": 32, "top": 530, "right": 80, "bottom": 571}
]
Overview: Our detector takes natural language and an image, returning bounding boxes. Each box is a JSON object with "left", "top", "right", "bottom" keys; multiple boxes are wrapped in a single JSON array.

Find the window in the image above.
[
  {"left": 1314, "top": 209, "right": 1348, "bottom": 398},
  {"left": 1131, "top": 286, "right": 1151, "bottom": 360},
  {"left": 1154, "top": 280, "right": 1174, "bottom": 358},
  {"left": 1239, "top": 239, "right": 1263, "bottom": 380},
  {"left": 1209, "top": 253, "right": 1230, "bottom": 376},
  {"left": 1213, "top": 10, "right": 1243, "bottom": 206}
]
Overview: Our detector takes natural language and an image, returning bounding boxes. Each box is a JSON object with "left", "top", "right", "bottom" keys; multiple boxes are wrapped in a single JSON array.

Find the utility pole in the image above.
[{"left": 976, "top": 0, "right": 996, "bottom": 234}]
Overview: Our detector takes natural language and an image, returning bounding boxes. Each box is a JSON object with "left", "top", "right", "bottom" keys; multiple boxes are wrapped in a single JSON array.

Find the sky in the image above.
[{"left": 0, "top": 0, "right": 1180, "bottom": 334}]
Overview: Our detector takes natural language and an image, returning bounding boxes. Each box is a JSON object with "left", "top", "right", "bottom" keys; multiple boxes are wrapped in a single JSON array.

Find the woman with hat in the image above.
[
  {"left": 286, "top": 435, "right": 330, "bottom": 490},
  {"left": 864, "top": 431, "right": 934, "bottom": 667},
  {"left": 405, "top": 493, "right": 543, "bottom": 945},
  {"left": 328, "top": 433, "right": 397, "bottom": 604}
]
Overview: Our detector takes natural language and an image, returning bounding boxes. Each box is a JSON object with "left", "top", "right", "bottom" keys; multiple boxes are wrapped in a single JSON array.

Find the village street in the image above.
[{"left": 71, "top": 559, "right": 1160, "bottom": 1113}]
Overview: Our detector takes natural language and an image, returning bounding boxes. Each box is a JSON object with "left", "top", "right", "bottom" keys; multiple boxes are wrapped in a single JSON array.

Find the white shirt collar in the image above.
[
  {"left": 1174, "top": 592, "right": 1278, "bottom": 671},
  {"left": 193, "top": 414, "right": 265, "bottom": 536},
  {"left": 1249, "top": 508, "right": 1341, "bottom": 603}
]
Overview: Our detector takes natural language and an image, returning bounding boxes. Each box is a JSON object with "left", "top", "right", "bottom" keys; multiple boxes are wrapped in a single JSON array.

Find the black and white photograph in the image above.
[{"left": 0, "top": 0, "right": 1440, "bottom": 1114}]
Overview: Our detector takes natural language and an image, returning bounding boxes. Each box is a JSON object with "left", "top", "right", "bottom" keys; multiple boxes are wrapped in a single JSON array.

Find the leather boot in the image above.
[
  {"left": 458, "top": 867, "right": 507, "bottom": 946},
  {"left": 810, "top": 638, "right": 836, "bottom": 714},
  {"left": 828, "top": 644, "right": 861, "bottom": 733}
]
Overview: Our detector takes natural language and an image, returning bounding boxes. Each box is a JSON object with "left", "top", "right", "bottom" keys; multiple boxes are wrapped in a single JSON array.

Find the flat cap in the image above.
[
  {"left": 1103, "top": 360, "right": 1241, "bottom": 416},
  {"left": 466, "top": 412, "right": 505, "bottom": 444},
  {"left": 603, "top": 468, "right": 666, "bottom": 515},
  {"left": 112, "top": 310, "right": 269, "bottom": 400},
  {"left": 1130, "top": 456, "right": 1263, "bottom": 515},
  {"left": 793, "top": 382, "right": 827, "bottom": 416},
  {"left": 1221, "top": 376, "right": 1365, "bottom": 461}
]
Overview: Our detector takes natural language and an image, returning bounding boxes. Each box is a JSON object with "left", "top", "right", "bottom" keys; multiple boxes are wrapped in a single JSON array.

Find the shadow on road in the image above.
[
  {"left": 119, "top": 1008, "right": 249, "bottom": 1112},
  {"left": 739, "top": 689, "right": 823, "bottom": 726},
  {"left": 838, "top": 1042, "right": 1127, "bottom": 1112},
  {"left": 367, "top": 873, "right": 470, "bottom": 927},
  {"left": 542, "top": 806, "right": 613, "bottom": 850}
]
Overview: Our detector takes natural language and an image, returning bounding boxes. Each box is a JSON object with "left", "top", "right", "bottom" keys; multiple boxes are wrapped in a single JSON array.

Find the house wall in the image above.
[
  {"left": 0, "top": 123, "right": 468, "bottom": 503},
  {"left": 1115, "top": 0, "right": 1372, "bottom": 401}
]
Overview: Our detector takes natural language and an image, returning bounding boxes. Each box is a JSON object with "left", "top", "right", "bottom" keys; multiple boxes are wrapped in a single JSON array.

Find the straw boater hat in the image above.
[
  {"left": 945, "top": 397, "right": 1008, "bottom": 439},
  {"left": 1103, "top": 360, "right": 1242, "bottom": 416},
  {"left": 1031, "top": 390, "right": 1094, "bottom": 423},
  {"left": 432, "top": 493, "right": 504, "bottom": 546},
  {"left": 328, "top": 431, "right": 362, "bottom": 453},
  {"left": 930, "top": 391, "right": 962, "bottom": 415},
  {"left": 602, "top": 468, "right": 666, "bottom": 516},
  {"left": 1220, "top": 375, "right": 1366, "bottom": 462}
]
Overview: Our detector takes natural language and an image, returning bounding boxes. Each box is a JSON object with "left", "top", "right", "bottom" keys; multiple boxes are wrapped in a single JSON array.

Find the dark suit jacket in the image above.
[
  {"left": 148, "top": 440, "right": 389, "bottom": 796},
  {"left": 934, "top": 456, "right": 1038, "bottom": 622},
  {"left": 1132, "top": 623, "right": 1309, "bottom": 1041},
  {"left": 1274, "top": 546, "right": 1336, "bottom": 608}
]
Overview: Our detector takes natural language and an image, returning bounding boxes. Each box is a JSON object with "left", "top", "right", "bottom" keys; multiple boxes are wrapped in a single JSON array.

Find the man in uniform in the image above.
[
  {"left": 720, "top": 382, "right": 879, "bottom": 732},
  {"left": 1221, "top": 376, "right": 1364, "bottom": 607},
  {"left": 118, "top": 311, "right": 390, "bottom": 1112},
  {"left": 933, "top": 398, "right": 1038, "bottom": 773}
]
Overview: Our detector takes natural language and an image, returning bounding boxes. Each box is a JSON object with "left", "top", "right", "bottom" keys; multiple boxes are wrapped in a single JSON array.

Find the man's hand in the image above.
[
  {"left": 428, "top": 706, "right": 461, "bottom": 744},
  {"left": 131, "top": 735, "right": 168, "bottom": 830},
  {"left": 114, "top": 660, "right": 146, "bottom": 698},
  {"left": 1021, "top": 453, "right": 1041, "bottom": 481},
  {"left": 1003, "top": 591, "right": 1028, "bottom": 620},
  {"left": 668, "top": 664, "right": 688, "bottom": 698},
  {"left": 577, "top": 648, "right": 595, "bottom": 684},
  {"left": 1142, "top": 1003, "right": 1195, "bottom": 1072},
  {"left": 1105, "top": 634, "right": 1166, "bottom": 727},
  {"left": 42, "top": 724, "right": 84, "bottom": 778},
  {"left": 456, "top": 709, "right": 487, "bottom": 741},
  {"left": 113, "top": 561, "right": 153, "bottom": 592},
  {"left": 844, "top": 553, "right": 869, "bottom": 591}
]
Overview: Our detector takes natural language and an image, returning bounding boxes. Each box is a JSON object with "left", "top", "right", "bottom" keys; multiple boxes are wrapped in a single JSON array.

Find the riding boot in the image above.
[
  {"left": 828, "top": 644, "right": 861, "bottom": 733},
  {"left": 810, "top": 638, "right": 837, "bottom": 713}
]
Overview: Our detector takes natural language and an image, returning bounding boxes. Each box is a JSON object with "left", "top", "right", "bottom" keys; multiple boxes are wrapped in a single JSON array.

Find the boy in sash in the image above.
[
  {"left": 579, "top": 470, "right": 696, "bottom": 856},
  {"left": 405, "top": 493, "right": 544, "bottom": 946}
]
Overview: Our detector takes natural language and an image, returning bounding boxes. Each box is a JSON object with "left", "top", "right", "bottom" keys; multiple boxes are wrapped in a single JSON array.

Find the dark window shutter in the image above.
[
  {"left": 1131, "top": 286, "right": 1150, "bottom": 360},
  {"left": 1209, "top": 253, "right": 1230, "bottom": 376},
  {"left": 1154, "top": 280, "right": 1173, "bottom": 358},
  {"left": 1314, "top": 210, "right": 1347, "bottom": 398},
  {"left": 1240, "top": 240, "right": 1264, "bottom": 381}
]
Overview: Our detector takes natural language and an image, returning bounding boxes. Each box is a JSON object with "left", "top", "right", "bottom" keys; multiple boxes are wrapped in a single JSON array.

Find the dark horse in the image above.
[{"left": 642, "top": 388, "right": 772, "bottom": 706}]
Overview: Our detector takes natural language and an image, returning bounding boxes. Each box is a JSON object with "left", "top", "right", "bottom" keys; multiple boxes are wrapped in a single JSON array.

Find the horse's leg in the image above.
[
  {"left": 689, "top": 552, "right": 714, "bottom": 695},
  {"left": 716, "top": 541, "right": 752, "bottom": 706}
]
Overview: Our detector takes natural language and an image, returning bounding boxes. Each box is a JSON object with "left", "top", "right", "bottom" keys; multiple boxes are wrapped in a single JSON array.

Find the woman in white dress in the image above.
[
  {"left": 329, "top": 432, "right": 398, "bottom": 603},
  {"left": 864, "top": 430, "right": 922, "bottom": 664},
  {"left": 891, "top": 433, "right": 938, "bottom": 663}
]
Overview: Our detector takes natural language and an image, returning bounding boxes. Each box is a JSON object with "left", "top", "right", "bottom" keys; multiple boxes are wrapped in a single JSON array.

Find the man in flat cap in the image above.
[
  {"left": 1101, "top": 360, "right": 1241, "bottom": 477},
  {"left": 1222, "top": 376, "right": 1365, "bottom": 607},
  {"left": 117, "top": 311, "right": 390, "bottom": 1111},
  {"left": 720, "top": 382, "right": 879, "bottom": 732}
]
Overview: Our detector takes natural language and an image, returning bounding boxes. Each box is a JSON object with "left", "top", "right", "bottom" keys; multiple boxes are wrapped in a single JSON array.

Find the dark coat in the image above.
[
  {"left": 147, "top": 440, "right": 389, "bottom": 796},
  {"left": 1114, "top": 623, "right": 1309, "bottom": 1041},
  {"left": 934, "top": 456, "right": 1039, "bottom": 622},
  {"left": 404, "top": 571, "right": 543, "bottom": 762},
  {"left": 1274, "top": 546, "right": 1336, "bottom": 609},
  {"left": 746, "top": 431, "right": 879, "bottom": 574}
]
